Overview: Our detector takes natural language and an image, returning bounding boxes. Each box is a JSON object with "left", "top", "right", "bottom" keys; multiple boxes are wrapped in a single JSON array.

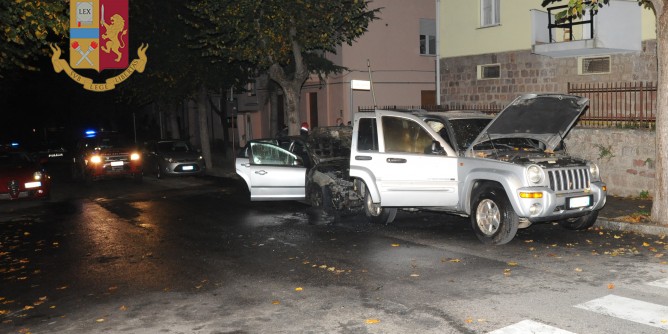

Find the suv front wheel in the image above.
[{"left": 471, "top": 185, "right": 518, "bottom": 245}]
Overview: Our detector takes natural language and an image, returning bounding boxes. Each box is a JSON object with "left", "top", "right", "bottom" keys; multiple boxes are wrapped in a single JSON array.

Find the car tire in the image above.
[
  {"left": 310, "top": 184, "right": 334, "bottom": 214},
  {"left": 470, "top": 185, "right": 519, "bottom": 245},
  {"left": 363, "top": 186, "right": 397, "bottom": 224},
  {"left": 558, "top": 210, "right": 599, "bottom": 230}
]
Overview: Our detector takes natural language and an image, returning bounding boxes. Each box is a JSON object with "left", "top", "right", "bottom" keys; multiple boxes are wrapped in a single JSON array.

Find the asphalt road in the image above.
[{"left": 0, "top": 161, "right": 666, "bottom": 333}]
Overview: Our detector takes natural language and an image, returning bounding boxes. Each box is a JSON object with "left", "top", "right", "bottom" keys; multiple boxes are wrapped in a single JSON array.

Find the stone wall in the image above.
[
  {"left": 565, "top": 128, "right": 656, "bottom": 198},
  {"left": 439, "top": 40, "right": 657, "bottom": 107}
]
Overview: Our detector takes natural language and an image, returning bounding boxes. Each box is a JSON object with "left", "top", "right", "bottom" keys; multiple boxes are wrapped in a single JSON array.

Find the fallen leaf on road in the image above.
[
  {"left": 22, "top": 306, "right": 33, "bottom": 311},
  {"left": 295, "top": 287, "right": 303, "bottom": 292},
  {"left": 449, "top": 258, "right": 461, "bottom": 263},
  {"left": 643, "top": 242, "right": 651, "bottom": 247},
  {"left": 391, "top": 243, "right": 400, "bottom": 247},
  {"left": 410, "top": 274, "right": 420, "bottom": 277},
  {"left": 119, "top": 305, "right": 127, "bottom": 311},
  {"left": 465, "top": 318, "right": 473, "bottom": 324},
  {"left": 96, "top": 318, "right": 104, "bottom": 323},
  {"left": 608, "top": 283, "right": 615, "bottom": 289},
  {"left": 365, "top": 319, "right": 380, "bottom": 324},
  {"left": 507, "top": 261, "right": 518, "bottom": 266},
  {"left": 271, "top": 300, "right": 280, "bottom": 305},
  {"left": 575, "top": 268, "right": 583, "bottom": 272}
]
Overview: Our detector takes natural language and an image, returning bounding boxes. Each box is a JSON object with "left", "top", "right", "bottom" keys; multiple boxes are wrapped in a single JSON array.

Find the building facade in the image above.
[
  {"left": 438, "top": 0, "right": 657, "bottom": 108},
  {"left": 233, "top": 0, "right": 438, "bottom": 143}
]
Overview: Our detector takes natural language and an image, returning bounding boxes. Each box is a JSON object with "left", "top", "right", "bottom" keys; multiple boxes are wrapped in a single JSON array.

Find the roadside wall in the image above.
[{"left": 565, "top": 128, "right": 656, "bottom": 198}]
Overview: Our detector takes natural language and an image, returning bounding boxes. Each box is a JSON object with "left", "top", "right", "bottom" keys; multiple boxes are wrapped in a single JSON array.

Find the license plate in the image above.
[
  {"left": 567, "top": 195, "right": 591, "bottom": 209},
  {"left": 182, "top": 165, "right": 194, "bottom": 171},
  {"left": 111, "top": 161, "right": 123, "bottom": 167}
]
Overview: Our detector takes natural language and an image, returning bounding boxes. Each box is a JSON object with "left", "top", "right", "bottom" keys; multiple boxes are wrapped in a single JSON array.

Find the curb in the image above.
[{"left": 595, "top": 218, "right": 668, "bottom": 237}]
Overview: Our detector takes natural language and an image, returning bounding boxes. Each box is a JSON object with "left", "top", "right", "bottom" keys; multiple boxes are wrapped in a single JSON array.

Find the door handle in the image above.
[
  {"left": 355, "top": 155, "right": 372, "bottom": 161},
  {"left": 242, "top": 163, "right": 250, "bottom": 167},
  {"left": 387, "top": 158, "right": 406, "bottom": 163},
  {"left": 254, "top": 170, "right": 267, "bottom": 175}
]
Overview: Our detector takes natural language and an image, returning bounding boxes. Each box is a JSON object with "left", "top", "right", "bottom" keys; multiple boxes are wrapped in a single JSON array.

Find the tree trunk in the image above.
[
  {"left": 197, "top": 86, "right": 213, "bottom": 170},
  {"left": 266, "top": 28, "right": 309, "bottom": 136},
  {"left": 167, "top": 103, "right": 180, "bottom": 140},
  {"left": 651, "top": 0, "right": 668, "bottom": 224}
]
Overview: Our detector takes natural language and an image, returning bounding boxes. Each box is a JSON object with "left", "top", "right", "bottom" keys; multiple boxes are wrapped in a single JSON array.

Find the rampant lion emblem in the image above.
[{"left": 101, "top": 13, "right": 127, "bottom": 62}]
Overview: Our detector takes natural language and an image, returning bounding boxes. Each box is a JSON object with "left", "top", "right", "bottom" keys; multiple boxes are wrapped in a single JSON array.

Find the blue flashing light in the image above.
[
  {"left": 84, "top": 129, "right": 97, "bottom": 138},
  {"left": 10, "top": 142, "right": 19, "bottom": 147}
]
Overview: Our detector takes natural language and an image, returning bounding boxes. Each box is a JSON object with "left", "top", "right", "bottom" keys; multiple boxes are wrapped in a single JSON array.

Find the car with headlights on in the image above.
[
  {"left": 71, "top": 131, "right": 143, "bottom": 183},
  {"left": 0, "top": 150, "right": 51, "bottom": 200},
  {"left": 144, "top": 140, "right": 205, "bottom": 178}
]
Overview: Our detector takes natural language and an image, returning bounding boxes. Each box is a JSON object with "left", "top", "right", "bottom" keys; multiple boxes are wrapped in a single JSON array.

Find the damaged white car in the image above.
[{"left": 235, "top": 127, "right": 362, "bottom": 214}]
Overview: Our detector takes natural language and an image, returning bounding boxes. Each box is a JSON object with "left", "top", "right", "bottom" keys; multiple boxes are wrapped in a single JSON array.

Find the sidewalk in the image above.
[{"left": 207, "top": 151, "right": 667, "bottom": 237}]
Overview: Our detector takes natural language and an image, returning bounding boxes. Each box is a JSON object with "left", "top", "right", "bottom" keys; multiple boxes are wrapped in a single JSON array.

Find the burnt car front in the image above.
[
  {"left": 0, "top": 150, "right": 51, "bottom": 200},
  {"left": 305, "top": 126, "right": 361, "bottom": 213}
]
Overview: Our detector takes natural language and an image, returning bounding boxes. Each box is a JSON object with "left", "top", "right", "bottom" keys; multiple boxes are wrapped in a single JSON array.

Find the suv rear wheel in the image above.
[
  {"left": 363, "top": 185, "right": 397, "bottom": 224},
  {"left": 471, "top": 185, "right": 518, "bottom": 245}
]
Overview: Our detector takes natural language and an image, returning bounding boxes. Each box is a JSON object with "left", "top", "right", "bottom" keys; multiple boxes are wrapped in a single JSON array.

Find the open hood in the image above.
[{"left": 469, "top": 94, "right": 589, "bottom": 151}]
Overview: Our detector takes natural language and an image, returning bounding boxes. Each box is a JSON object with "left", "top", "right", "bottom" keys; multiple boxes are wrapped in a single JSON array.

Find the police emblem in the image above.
[{"left": 50, "top": 0, "right": 148, "bottom": 92}]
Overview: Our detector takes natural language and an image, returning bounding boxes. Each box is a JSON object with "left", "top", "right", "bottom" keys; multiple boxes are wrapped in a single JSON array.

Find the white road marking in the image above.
[
  {"left": 488, "top": 320, "right": 577, "bottom": 334},
  {"left": 647, "top": 278, "right": 668, "bottom": 289},
  {"left": 574, "top": 294, "right": 668, "bottom": 330}
]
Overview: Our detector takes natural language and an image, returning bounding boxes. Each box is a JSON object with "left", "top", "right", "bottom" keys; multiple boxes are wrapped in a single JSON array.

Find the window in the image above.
[
  {"left": 420, "top": 19, "right": 436, "bottom": 55},
  {"left": 250, "top": 142, "right": 300, "bottom": 166},
  {"left": 578, "top": 56, "right": 611, "bottom": 75},
  {"left": 357, "top": 118, "right": 378, "bottom": 151},
  {"left": 481, "top": 0, "right": 500, "bottom": 27},
  {"left": 477, "top": 64, "right": 501, "bottom": 79},
  {"left": 382, "top": 116, "right": 434, "bottom": 154}
]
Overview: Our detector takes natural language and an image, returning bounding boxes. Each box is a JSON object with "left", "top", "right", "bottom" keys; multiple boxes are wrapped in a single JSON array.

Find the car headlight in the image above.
[
  {"left": 526, "top": 164, "right": 545, "bottom": 184},
  {"left": 33, "top": 171, "right": 43, "bottom": 181},
  {"left": 89, "top": 155, "right": 102, "bottom": 164},
  {"left": 589, "top": 163, "right": 600, "bottom": 181},
  {"left": 130, "top": 153, "right": 140, "bottom": 161}
]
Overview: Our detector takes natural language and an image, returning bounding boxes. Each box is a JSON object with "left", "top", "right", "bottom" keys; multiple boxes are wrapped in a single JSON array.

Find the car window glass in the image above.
[
  {"left": 250, "top": 142, "right": 299, "bottom": 166},
  {"left": 449, "top": 118, "right": 492, "bottom": 149},
  {"left": 357, "top": 118, "right": 378, "bottom": 151},
  {"left": 382, "top": 116, "right": 434, "bottom": 154},
  {"left": 426, "top": 120, "right": 452, "bottom": 148}
]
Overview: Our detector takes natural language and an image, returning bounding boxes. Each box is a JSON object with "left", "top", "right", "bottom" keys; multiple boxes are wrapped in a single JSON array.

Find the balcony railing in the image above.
[{"left": 546, "top": 3, "right": 595, "bottom": 43}]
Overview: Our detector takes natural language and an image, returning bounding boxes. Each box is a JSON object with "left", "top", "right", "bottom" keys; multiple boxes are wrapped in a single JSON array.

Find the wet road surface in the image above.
[{"left": 0, "top": 161, "right": 667, "bottom": 333}]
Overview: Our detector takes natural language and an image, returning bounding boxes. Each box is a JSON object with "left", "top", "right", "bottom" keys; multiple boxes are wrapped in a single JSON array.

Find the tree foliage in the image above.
[
  {"left": 0, "top": 0, "right": 68, "bottom": 75},
  {"left": 184, "top": 0, "right": 380, "bottom": 134}
]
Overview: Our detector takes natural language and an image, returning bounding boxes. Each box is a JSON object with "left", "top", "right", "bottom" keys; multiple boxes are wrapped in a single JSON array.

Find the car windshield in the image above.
[
  {"left": 449, "top": 118, "right": 493, "bottom": 150},
  {"left": 158, "top": 141, "right": 191, "bottom": 153},
  {"left": 0, "top": 152, "right": 32, "bottom": 166}
]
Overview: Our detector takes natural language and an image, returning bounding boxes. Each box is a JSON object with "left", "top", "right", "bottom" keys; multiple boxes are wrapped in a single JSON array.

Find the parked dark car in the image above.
[
  {"left": 71, "top": 131, "right": 143, "bottom": 183},
  {"left": 0, "top": 150, "right": 51, "bottom": 200},
  {"left": 143, "top": 140, "right": 205, "bottom": 178}
]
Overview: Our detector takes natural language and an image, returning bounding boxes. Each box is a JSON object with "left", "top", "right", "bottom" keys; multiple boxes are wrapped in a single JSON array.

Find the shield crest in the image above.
[{"left": 70, "top": 0, "right": 129, "bottom": 71}]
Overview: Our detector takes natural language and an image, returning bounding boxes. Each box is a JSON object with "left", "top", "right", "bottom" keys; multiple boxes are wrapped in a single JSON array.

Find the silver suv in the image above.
[{"left": 350, "top": 94, "right": 607, "bottom": 245}]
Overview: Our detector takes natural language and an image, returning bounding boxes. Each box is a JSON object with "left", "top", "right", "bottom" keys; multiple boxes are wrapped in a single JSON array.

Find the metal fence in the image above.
[
  {"left": 567, "top": 82, "right": 656, "bottom": 129},
  {"left": 360, "top": 82, "right": 657, "bottom": 129}
]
